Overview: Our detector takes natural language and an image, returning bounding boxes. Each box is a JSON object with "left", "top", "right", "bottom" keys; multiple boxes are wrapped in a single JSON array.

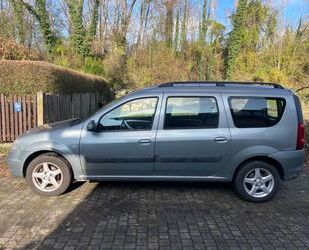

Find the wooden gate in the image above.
[{"left": 0, "top": 94, "right": 37, "bottom": 142}]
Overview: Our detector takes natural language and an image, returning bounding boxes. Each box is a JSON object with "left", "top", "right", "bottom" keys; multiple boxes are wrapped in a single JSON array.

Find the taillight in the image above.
[{"left": 296, "top": 123, "right": 305, "bottom": 150}]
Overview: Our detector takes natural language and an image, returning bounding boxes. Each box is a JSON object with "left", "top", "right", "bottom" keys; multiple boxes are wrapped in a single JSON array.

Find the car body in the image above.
[{"left": 8, "top": 82, "right": 305, "bottom": 202}]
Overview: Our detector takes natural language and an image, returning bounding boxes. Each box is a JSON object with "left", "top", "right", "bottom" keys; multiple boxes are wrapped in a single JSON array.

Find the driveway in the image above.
[{"left": 0, "top": 169, "right": 309, "bottom": 250}]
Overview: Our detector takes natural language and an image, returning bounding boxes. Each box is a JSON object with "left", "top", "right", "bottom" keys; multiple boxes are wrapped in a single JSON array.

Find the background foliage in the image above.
[{"left": 0, "top": 0, "right": 307, "bottom": 98}]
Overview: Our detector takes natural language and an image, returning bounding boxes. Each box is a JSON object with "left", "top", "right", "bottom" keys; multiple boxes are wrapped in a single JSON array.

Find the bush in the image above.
[
  {"left": 127, "top": 45, "right": 191, "bottom": 88},
  {"left": 0, "top": 144, "right": 10, "bottom": 158},
  {"left": 101, "top": 47, "right": 128, "bottom": 91},
  {"left": 83, "top": 57, "right": 105, "bottom": 76},
  {"left": 0, "top": 60, "right": 114, "bottom": 100},
  {"left": 0, "top": 37, "right": 41, "bottom": 60}
]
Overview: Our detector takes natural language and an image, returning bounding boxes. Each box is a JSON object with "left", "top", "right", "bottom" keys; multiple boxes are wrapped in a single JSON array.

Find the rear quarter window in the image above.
[{"left": 228, "top": 97, "right": 286, "bottom": 128}]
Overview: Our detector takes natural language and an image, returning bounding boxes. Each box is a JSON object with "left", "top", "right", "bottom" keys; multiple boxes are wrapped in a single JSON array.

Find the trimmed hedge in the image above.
[{"left": 0, "top": 60, "right": 114, "bottom": 99}]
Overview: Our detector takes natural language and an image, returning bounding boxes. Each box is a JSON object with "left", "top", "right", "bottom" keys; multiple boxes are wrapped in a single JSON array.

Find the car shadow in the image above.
[
  {"left": 64, "top": 180, "right": 86, "bottom": 193},
  {"left": 21, "top": 180, "right": 235, "bottom": 249}
]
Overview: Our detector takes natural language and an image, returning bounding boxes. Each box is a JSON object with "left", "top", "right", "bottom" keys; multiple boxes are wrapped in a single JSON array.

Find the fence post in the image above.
[{"left": 37, "top": 92, "right": 44, "bottom": 126}]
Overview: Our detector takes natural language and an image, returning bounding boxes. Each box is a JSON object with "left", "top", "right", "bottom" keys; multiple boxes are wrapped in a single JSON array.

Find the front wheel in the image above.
[
  {"left": 26, "top": 154, "right": 72, "bottom": 196},
  {"left": 234, "top": 161, "right": 281, "bottom": 202}
]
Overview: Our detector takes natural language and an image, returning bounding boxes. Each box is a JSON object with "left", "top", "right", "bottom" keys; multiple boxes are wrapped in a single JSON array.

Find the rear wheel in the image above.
[
  {"left": 26, "top": 154, "right": 72, "bottom": 196},
  {"left": 234, "top": 161, "right": 280, "bottom": 202}
]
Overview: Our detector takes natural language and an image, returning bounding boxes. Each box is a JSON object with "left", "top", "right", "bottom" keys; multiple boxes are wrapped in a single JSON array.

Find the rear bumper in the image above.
[{"left": 270, "top": 150, "right": 305, "bottom": 180}]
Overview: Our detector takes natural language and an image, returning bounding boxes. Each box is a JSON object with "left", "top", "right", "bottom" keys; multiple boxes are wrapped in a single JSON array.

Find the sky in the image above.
[{"left": 215, "top": 0, "right": 309, "bottom": 29}]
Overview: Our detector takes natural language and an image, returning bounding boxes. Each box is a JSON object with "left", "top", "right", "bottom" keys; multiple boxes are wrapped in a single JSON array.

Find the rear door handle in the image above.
[
  {"left": 214, "top": 137, "right": 227, "bottom": 143},
  {"left": 138, "top": 139, "right": 152, "bottom": 144}
]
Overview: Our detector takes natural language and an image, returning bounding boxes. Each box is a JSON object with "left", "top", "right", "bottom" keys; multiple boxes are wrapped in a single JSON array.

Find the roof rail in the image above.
[{"left": 158, "top": 81, "right": 284, "bottom": 89}]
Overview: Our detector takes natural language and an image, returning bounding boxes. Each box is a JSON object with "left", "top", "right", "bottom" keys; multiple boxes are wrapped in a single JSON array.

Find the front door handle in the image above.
[
  {"left": 138, "top": 139, "right": 152, "bottom": 144},
  {"left": 214, "top": 137, "right": 227, "bottom": 143}
]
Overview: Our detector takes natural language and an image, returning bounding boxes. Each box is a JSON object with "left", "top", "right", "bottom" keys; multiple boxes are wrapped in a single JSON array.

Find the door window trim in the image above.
[
  {"left": 97, "top": 96, "right": 159, "bottom": 132},
  {"left": 163, "top": 96, "right": 220, "bottom": 130}
]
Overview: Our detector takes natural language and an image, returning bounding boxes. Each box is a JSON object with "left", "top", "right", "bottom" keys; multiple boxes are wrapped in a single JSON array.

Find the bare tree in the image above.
[
  {"left": 18, "top": 0, "right": 60, "bottom": 53},
  {"left": 136, "top": 0, "right": 151, "bottom": 49},
  {"left": 112, "top": 0, "right": 137, "bottom": 49}
]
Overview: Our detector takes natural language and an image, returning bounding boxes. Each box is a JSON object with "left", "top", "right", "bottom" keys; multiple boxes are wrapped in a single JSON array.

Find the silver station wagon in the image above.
[{"left": 8, "top": 82, "right": 305, "bottom": 202}]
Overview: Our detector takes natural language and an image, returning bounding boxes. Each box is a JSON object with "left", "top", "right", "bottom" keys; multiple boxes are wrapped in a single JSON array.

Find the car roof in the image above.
[{"left": 128, "top": 82, "right": 293, "bottom": 96}]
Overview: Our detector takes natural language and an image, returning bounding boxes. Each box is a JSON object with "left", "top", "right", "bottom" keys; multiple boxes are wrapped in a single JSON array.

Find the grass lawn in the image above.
[{"left": 0, "top": 143, "right": 11, "bottom": 157}]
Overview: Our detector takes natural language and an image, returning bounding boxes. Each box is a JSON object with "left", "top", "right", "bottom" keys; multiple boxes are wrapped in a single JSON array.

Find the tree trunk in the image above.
[
  {"left": 65, "top": 0, "right": 86, "bottom": 55},
  {"left": 114, "top": 0, "right": 137, "bottom": 49},
  {"left": 11, "top": 0, "right": 25, "bottom": 45},
  {"left": 180, "top": 0, "right": 188, "bottom": 51},
  {"left": 165, "top": 0, "right": 174, "bottom": 48},
  {"left": 19, "top": 0, "right": 60, "bottom": 54},
  {"left": 174, "top": 10, "right": 180, "bottom": 50},
  {"left": 136, "top": 0, "right": 151, "bottom": 49},
  {"left": 85, "top": 0, "right": 100, "bottom": 55}
]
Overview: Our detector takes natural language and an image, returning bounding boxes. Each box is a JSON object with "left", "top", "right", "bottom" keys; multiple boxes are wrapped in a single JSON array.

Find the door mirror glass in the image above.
[{"left": 87, "top": 120, "right": 98, "bottom": 132}]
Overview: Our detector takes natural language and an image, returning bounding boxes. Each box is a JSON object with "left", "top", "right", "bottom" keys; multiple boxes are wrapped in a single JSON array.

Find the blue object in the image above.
[{"left": 14, "top": 102, "right": 22, "bottom": 112}]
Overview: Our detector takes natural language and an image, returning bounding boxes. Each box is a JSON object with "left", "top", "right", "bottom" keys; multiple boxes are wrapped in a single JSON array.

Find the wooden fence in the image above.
[
  {"left": 0, "top": 94, "right": 37, "bottom": 142},
  {"left": 0, "top": 92, "right": 108, "bottom": 142},
  {"left": 42, "top": 92, "right": 106, "bottom": 124}
]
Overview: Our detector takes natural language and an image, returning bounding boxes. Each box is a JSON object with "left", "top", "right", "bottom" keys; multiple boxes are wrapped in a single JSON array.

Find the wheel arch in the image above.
[
  {"left": 233, "top": 156, "right": 284, "bottom": 181},
  {"left": 23, "top": 150, "right": 73, "bottom": 178}
]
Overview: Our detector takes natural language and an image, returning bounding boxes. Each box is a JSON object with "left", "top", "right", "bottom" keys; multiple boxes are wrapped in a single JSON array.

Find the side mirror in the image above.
[{"left": 87, "top": 120, "right": 98, "bottom": 132}]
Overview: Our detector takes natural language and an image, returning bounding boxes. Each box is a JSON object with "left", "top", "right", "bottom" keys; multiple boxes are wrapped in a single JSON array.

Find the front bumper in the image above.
[
  {"left": 7, "top": 149, "right": 28, "bottom": 177},
  {"left": 270, "top": 150, "right": 305, "bottom": 180}
]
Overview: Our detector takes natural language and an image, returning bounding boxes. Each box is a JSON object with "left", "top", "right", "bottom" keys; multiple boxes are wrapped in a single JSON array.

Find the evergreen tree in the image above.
[{"left": 225, "top": 0, "right": 248, "bottom": 79}]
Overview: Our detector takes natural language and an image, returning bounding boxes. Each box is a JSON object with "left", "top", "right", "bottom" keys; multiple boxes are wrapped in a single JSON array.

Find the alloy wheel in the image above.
[
  {"left": 243, "top": 167, "right": 274, "bottom": 198},
  {"left": 32, "top": 162, "right": 63, "bottom": 192}
]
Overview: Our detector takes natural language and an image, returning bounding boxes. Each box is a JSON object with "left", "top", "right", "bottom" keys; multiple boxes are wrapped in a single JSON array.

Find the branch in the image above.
[
  {"left": 296, "top": 87, "right": 309, "bottom": 93},
  {"left": 87, "top": 0, "right": 100, "bottom": 39},
  {"left": 18, "top": 0, "right": 39, "bottom": 20},
  {"left": 128, "top": 0, "right": 137, "bottom": 18}
]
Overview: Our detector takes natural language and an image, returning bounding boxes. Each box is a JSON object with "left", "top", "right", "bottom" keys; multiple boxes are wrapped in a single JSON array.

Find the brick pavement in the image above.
[{"left": 0, "top": 169, "right": 309, "bottom": 249}]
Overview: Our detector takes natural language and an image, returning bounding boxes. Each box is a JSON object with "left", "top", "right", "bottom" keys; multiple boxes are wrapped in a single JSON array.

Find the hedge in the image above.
[{"left": 0, "top": 60, "right": 114, "bottom": 99}]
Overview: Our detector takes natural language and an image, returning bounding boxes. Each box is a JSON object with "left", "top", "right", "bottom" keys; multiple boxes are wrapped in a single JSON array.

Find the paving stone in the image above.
[{"left": 0, "top": 169, "right": 309, "bottom": 249}]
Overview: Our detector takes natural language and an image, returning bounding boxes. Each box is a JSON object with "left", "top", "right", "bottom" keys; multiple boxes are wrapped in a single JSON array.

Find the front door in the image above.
[
  {"left": 80, "top": 96, "right": 161, "bottom": 177},
  {"left": 154, "top": 94, "right": 231, "bottom": 177}
]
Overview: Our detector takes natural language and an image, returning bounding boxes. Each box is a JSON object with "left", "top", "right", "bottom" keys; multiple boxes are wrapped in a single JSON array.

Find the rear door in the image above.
[{"left": 154, "top": 93, "right": 231, "bottom": 177}]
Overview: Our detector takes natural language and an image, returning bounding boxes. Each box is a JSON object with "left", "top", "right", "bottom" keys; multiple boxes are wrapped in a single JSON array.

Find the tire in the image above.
[
  {"left": 26, "top": 153, "right": 73, "bottom": 196},
  {"left": 233, "top": 161, "right": 281, "bottom": 202}
]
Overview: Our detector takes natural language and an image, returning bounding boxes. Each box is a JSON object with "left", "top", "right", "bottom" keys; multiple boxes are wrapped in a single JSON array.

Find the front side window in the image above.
[
  {"left": 229, "top": 97, "right": 286, "bottom": 128},
  {"left": 98, "top": 97, "right": 158, "bottom": 131},
  {"left": 164, "top": 97, "right": 219, "bottom": 129}
]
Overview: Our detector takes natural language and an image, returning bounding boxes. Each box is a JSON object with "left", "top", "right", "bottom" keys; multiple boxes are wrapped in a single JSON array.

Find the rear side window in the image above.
[
  {"left": 228, "top": 97, "right": 286, "bottom": 128},
  {"left": 164, "top": 97, "right": 219, "bottom": 129}
]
